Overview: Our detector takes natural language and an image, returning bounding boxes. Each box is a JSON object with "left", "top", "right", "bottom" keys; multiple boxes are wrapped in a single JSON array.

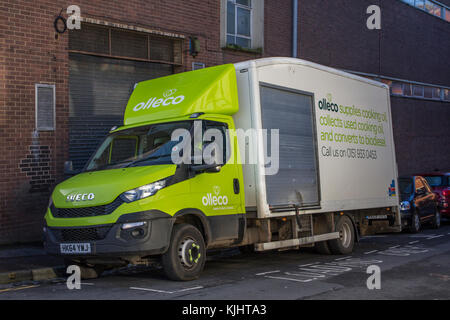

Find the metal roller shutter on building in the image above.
[{"left": 69, "top": 53, "right": 173, "bottom": 170}]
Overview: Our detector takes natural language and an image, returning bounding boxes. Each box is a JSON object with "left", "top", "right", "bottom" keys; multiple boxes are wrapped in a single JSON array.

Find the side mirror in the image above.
[{"left": 64, "top": 161, "right": 80, "bottom": 176}]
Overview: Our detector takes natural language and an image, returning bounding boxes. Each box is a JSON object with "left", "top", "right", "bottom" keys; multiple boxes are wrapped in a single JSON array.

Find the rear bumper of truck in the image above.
[{"left": 44, "top": 210, "right": 174, "bottom": 262}]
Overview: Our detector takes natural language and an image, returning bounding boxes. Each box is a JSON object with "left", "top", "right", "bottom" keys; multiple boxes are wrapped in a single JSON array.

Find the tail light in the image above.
[{"left": 443, "top": 189, "right": 450, "bottom": 197}]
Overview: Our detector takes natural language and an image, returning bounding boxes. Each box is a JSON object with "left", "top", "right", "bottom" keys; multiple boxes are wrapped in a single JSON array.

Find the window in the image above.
[
  {"left": 412, "top": 85, "right": 424, "bottom": 97},
  {"left": 371, "top": 75, "right": 449, "bottom": 102},
  {"left": 203, "top": 120, "right": 231, "bottom": 165},
  {"left": 390, "top": 82, "right": 404, "bottom": 95},
  {"left": 432, "top": 87, "right": 441, "bottom": 100},
  {"left": 425, "top": 1, "right": 442, "bottom": 17},
  {"left": 35, "top": 84, "right": 55, "bottom": 131},
  {"left": 424, "top": 86, "right": 433, "bottom": 98},
  {"left": 424, "top": 176, "right": 449, "bottom": 187},
  {"left": 400, "top": 0, "right": 449, "bottom": 23},
  {"left": 444, "top": 89, "right": 450, "bottom": 101},
  {"left": 403, "top": 83, "right": 412, "bottom": 96},
  {"left": 85, "top": 121, "right": 193, "bottom": 171},
  {"left": 226, "top": 0, "right": 252, "bottom": 48},
  {"left": 69, "top": 23, "right": 183, "bottom": 65},
  {"left": 415, "top": 0, "right": 426, "bottom": 10}
]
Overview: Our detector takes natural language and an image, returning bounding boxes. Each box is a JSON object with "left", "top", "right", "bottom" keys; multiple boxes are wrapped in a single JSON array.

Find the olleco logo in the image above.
[
  {"left": 202, "top": 186, "right": 229, "bottom": 206},
  {"left": 133, "top": 89, "right": 185, "bottom": 112}
]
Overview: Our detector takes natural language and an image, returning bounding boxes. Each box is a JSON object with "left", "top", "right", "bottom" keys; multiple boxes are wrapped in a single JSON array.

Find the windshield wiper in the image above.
[{"left": 123, "top": 153, "right": 171, "bottom": 168}]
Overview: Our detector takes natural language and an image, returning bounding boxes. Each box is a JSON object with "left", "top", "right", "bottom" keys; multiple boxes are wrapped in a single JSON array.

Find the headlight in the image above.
[
  {"left": 400, "top": 201, "right": 411, "bottom": 211},
  {"left": 48, "top": 196, "right": 53, "bottom": 208},
  {"left": 120, "top": 178, "right": 168, "bottom": 202}
]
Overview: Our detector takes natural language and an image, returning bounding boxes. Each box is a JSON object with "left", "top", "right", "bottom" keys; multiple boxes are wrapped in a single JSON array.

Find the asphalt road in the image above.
[{"left": 1, "top": 223, "right": 449, "bottom": 300}]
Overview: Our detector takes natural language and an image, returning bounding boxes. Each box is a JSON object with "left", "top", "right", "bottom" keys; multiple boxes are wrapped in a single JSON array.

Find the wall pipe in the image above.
[{"left": 292, "top": 0, "right": 298, "bottom": 58}]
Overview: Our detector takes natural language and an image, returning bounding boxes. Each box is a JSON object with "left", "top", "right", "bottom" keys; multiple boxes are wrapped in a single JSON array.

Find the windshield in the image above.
[
  {"left": 84, "top": 121, "right": 193, "bottom": 172},
  {"left": 399, "top": 178, "right": 413, "bottom": 200},
  {"left": 423, "top": 176, "right": 449, "bottom": 187}
]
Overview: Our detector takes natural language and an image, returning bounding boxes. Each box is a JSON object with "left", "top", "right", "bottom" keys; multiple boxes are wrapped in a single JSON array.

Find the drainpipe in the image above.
[{"left": 292, "top": 0, "right": 298, "bottom": 58}]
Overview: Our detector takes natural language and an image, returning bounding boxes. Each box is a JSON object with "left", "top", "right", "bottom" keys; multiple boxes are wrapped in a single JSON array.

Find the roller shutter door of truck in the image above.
[
  {"left": 259, "top": 83, "right": 320, "bottom": 208},
  {"left": 69, "top": 53, "right": 172, "bottom": 170}
]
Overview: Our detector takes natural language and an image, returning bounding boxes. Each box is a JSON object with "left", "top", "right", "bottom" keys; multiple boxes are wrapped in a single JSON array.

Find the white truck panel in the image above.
[{"left": 233, "top": 58, "right": 399, "bottom": 218}]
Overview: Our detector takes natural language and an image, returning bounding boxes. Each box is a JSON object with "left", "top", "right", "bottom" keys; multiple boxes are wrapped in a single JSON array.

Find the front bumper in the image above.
[{"left": 44, "top": 210, "right": 174, "bottom": 261}]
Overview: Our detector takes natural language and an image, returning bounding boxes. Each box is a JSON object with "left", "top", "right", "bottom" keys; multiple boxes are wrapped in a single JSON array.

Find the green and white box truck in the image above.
[{"left": 44, "top": 58, "right": 400, "bottom": 280}]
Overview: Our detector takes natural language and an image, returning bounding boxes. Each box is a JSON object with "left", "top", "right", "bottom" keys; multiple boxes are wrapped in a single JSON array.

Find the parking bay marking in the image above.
[
  {"left": 130, "top": 286, "right": 203, "bottom": 294},
  {"left": 409, "top": 234, "right": 438, "bottom": 238},
  {"left": 266, "top": 275, "right": 314, "bottom": 283},
  {"left": 255, "top": 270, "right": 280, "bottom": 276},
  {"left": 0, "top": 284, "right": 40, "bottom": 293},
  {"left": 426, "top": 235, "right": 444, "bottom": 240},
  {"left": 334, "top": 256, "right": 352, "bottom": 261},
  {"left": 378, "top": 245, "right": 429, "bottom": 256},
  {"left": 261, "top": 259, "right": 384, "bottom": 283}
]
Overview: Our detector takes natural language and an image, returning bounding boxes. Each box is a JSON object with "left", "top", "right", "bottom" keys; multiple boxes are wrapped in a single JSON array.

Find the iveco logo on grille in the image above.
[{"left": 66, "top": 193, "right": 95, "bottom": 202}]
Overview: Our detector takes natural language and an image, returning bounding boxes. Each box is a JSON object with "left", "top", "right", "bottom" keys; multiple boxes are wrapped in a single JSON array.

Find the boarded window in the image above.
[
  {"left": 69, "top": 23, "right": 183, "bottom": 65},
  {"left": 111, "top": 29, "right": 148, "bottom": 59},
  {"left": 35, "top": 84, "right": 55, "bottom": 131}
]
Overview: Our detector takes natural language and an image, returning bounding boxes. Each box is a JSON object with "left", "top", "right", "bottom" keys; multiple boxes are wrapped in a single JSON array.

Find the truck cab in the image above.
[{"left": 44, "top": 64, "right": 246, "bottom": 280}]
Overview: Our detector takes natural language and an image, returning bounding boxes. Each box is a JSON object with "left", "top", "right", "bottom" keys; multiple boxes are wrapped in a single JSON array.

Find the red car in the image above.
[{"left": 416, "top": 172, "right": 450, "bottom": 218}]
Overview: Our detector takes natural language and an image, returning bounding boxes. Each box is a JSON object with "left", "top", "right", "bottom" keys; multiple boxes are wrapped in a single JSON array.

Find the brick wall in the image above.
[{"left": 0, "top": 0, "right": 69, "bottom": 243}]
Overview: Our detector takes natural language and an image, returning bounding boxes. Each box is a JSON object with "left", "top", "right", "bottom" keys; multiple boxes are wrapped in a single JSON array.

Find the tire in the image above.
[
  {"left": 432, "top": 209, "right": 441, "bottom": 229},
  {"left": 409, "top": 211, "right": 421, "bottom": 233},
  {"left": 162, "top": 223, "right": 206, "bottom": 281},
  {"left": 327, "top": 215, "right": 355, "bottom": 255},
  {"left": 314, "top": 240, "right": 332, "bottom": 255}
]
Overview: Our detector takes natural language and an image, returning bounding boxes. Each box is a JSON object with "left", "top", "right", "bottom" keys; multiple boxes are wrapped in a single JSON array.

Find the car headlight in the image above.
[
  {"left": 400, "top": 201, "right": 411, "bottom": 211},
  {"left": 120, "top": 178, "right": 168, "bottom": 203}
]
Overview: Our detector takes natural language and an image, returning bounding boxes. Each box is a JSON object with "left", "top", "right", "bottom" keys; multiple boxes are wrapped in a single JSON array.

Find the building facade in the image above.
[{"left": 0, "top": 0, "right": 449, "bottom": 244}]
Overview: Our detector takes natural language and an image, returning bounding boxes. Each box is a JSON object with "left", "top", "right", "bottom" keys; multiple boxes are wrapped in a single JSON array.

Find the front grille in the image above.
[
  {"left": 50, "top": 197, "right": 124, "bottom": 218},
  {"left": 50, "top": 225, "right": 112, "bottom": 242}
]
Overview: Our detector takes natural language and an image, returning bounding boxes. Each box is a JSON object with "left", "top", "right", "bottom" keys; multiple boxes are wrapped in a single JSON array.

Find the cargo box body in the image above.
[{"left": 233, "top": 58, "right": 399, "bottom": 220}]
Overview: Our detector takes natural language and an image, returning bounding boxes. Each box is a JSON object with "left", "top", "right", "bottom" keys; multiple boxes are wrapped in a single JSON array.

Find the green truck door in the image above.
[{"left": 189, "top": 119, "right": 244, "bottom": 242}]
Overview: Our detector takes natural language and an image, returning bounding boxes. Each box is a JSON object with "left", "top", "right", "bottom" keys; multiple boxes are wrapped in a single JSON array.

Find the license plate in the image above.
[
  {"left": 366, "top": 215, "right": 388, "bottom": 220},
  {"left": 60, "top": 243, "right": 91, "bottom": 254}
]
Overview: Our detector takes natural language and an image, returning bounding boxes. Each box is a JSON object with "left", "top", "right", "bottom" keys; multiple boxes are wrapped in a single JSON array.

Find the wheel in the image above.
[
  {"left": 409, "top": 211, "right": 421, "bottom": 233},
  {"left": 432, "top": 209, "right": 441, "bottom": 229},
  {"left": 314, "top": 240, "right": 331, "bottom": 255},
  {"left": 327, "top": 215, "right": 355, "bottom": 255},
  {"left": 161, "top": 223, "right": 206, "bottom": 281}
]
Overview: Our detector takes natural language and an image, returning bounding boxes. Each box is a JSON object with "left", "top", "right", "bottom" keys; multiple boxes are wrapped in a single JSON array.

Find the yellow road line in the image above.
[{"left": 0, "top": 284, "right": 40, "bottom": 293}]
